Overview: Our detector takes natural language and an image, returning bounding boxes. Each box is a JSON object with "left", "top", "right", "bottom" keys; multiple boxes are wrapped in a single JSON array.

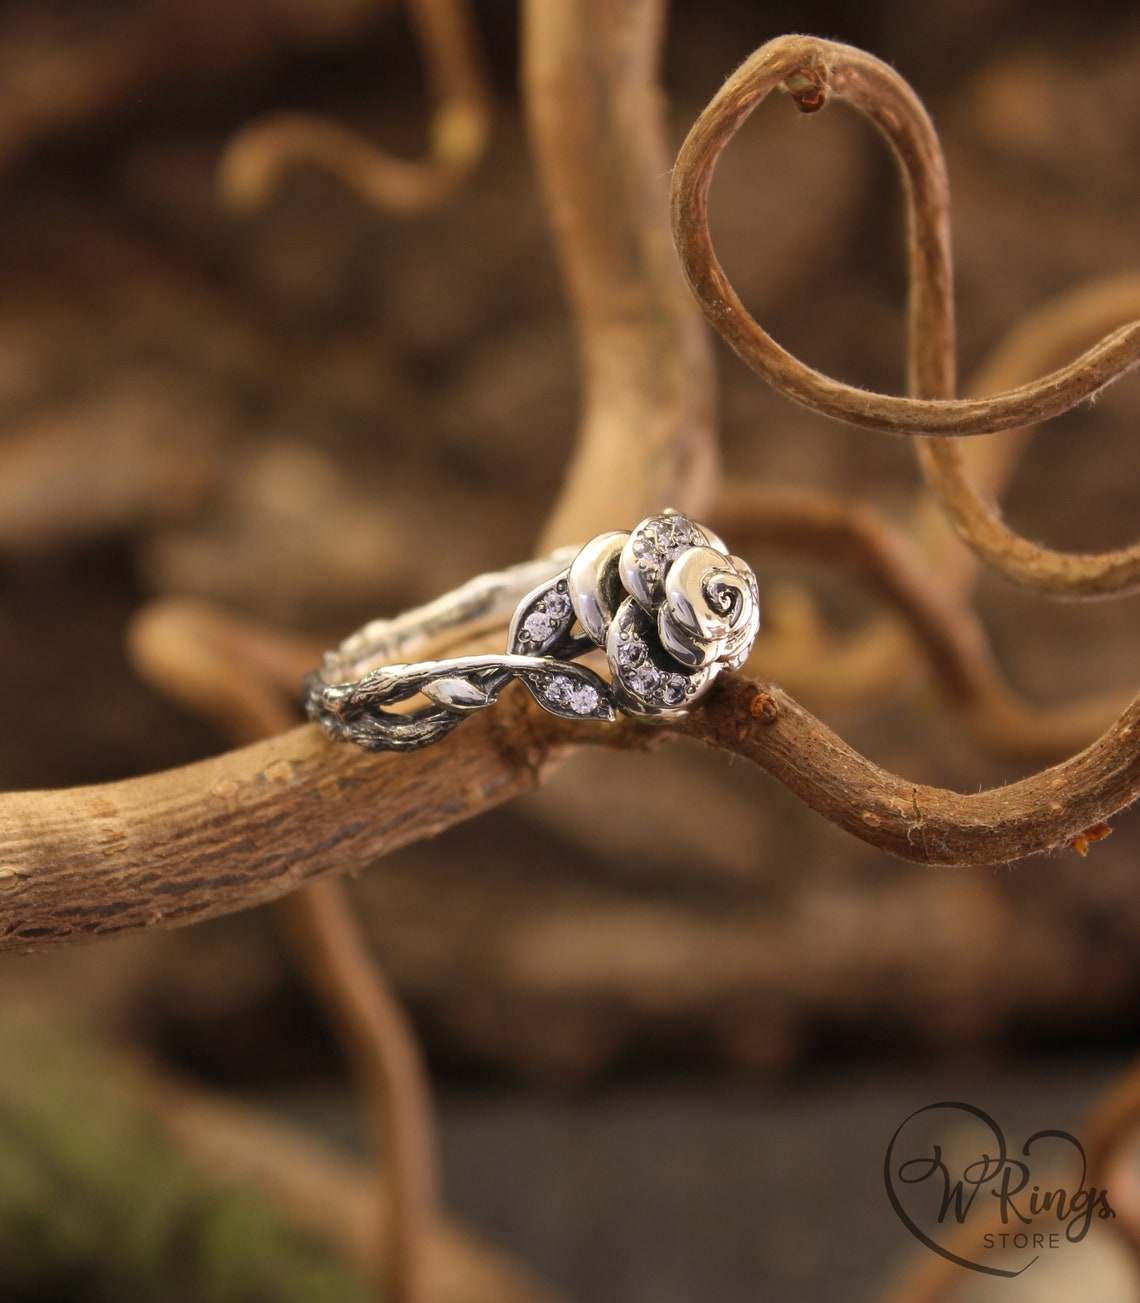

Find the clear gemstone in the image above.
[
  {"left": 544, "top": 590, "right": 571, "bottom": 620},
  {"left": 629, "top": 665, "right": 662, "bottom": 699},
  {"left": 524, "top": 611, "right": 555, "bottom": 642},
  {"left": 661, "top": 675, "right": 688, "bottom": 707},
  {"left": 630, "top": 517, "right": 696, "bottom": 580},
  {"left": 658, "top": 519, "right": 695, "bottom": 561},
  {"left": 616, "top": 640, "right": 647, "bottom": 669},
  {"left": 544, "top": 677, "right": 572, "bottom": 706},
  {"left": 568, "top": 683, "right": 599, "bottom": 714}
]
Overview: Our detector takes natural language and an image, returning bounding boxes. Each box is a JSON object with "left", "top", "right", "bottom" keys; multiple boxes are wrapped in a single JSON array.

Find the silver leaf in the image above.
[
  {"left": 421, "top": 675, "right": 496, "bottom": 712},
  {"left": 516, "top": 661, "right": 616, "bottom": 722},
  {"left": 507, "top": 575, "right": 578, "bottom": 656}
]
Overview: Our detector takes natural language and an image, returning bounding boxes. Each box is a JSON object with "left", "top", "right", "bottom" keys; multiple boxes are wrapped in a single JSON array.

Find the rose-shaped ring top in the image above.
[{"left": 567, "top": 510, "right": 760, "bottom": 717}]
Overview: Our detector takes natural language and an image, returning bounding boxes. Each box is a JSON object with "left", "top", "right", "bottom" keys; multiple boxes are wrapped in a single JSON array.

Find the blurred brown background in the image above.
[{"left": 0, "top": 0, "right": 1138, "bottom": 1299}]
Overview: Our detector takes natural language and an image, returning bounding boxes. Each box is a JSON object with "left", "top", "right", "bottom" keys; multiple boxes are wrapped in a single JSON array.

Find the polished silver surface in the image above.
[
  {"left": 305, "top": 512, "right": 760, "bottom": 751},
  {"left": 567, "top": 530, "right": 628, "bottom": 646}
]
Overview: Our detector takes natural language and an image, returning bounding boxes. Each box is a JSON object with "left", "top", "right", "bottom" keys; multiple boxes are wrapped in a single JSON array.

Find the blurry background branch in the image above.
[
  {"left": 219, "top": 0, "right": 492, "bottom": 215},
  {"left": 523, "top": 0, "right": 718, "bottom": 547},
  {"left": 0, "top": 0, "right": 397, "bottom": 175}
]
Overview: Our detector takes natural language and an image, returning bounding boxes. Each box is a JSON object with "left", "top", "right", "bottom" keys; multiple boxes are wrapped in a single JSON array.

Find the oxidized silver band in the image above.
[{"left": 304, "top": 511, "right": 760, "bottom": 752}]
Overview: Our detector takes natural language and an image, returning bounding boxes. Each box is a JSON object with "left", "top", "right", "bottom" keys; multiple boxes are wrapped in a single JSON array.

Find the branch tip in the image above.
[{"left": 782, "top": 68, "right": 827, "bottom": 113}]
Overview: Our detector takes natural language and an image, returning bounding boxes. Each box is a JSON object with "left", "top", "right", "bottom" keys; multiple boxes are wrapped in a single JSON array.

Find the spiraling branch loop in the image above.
[{"left": 671, "top": 35, "right": 1140, "bottom": 594}]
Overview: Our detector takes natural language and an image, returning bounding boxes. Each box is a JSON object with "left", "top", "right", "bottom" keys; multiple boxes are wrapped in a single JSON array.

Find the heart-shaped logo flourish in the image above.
[{"left": 884, "top": 1102, "right": 1116, "bottom": 1276}]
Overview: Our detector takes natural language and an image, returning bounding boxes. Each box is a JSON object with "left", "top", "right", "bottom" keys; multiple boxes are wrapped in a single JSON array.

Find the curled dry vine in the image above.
[
  {"left": 748, "top": 273, "right": 1140, "bottom": 739},
  {"left": 671, "top": 35, "right": 1140, "bottom": 590},
  {"left": 0, "top": 20, "right": 1137, "bottom": 984},
  {"left": 219, "top": 0, "right": 491, "bottom": 216}
]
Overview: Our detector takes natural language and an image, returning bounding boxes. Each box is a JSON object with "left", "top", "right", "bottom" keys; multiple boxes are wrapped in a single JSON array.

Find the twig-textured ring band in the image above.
[{"left": 304, "top": 510, "right": 760, "bottom": 752}]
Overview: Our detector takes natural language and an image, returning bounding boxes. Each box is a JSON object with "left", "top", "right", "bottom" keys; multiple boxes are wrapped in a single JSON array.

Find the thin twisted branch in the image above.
[
  {"left": 682, "top": 676, "right": 1139, "bottom": 867},
  {"left": 219, "top": 0, "right": 491, "bottom": 215},
  {"left": 917, "top": 436, "right": 1140, "bottom": 596},
  {"left": 716, "top": 485, "right": 1130, "bottom": 760},
  {"left": 915, "top": 272, "right": 1140, "bottom": 591},
  {"left": 671, "top": 35, "right": 1140, "bottom": 596},
  {"left": 915, "top": 272, "right": 1140, "bottom": 598},
  {"left": 671, "top": 37, "right": 1140, "bottom": 429}
]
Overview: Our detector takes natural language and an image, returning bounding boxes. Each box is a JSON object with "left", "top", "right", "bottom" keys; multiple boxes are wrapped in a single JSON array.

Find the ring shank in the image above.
[{"left": 314, "top": 547, "right": 578, "bottom": 685}]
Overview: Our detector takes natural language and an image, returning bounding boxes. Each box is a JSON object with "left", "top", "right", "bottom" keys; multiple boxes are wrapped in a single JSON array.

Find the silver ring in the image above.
[{"left": 304, "top": 510, "right": 760, "bottom": 752}]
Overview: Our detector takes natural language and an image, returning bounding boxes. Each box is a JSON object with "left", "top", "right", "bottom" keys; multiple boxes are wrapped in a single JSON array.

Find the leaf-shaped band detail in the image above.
[
  {"left": 507, "top": 577, "right": 583, "bottom": 657},
  {"left": 306, "top": 649, "right": 616, "bottom": 748},
  {"left": 515, "top": 661, "right": 616, "bottom": 722}
]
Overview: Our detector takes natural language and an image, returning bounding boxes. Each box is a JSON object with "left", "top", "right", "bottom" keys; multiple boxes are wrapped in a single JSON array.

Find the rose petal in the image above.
[
  {"left": 720, "top": 567, "right": 760, "bottom": 669},
  {"left": 664, "top": 545, "right": 748, "bottom": 642},
  {"left": 619, "top": 512, "right": 706, "bottom": 612},
  {"left": 567, "top": 530, "right": 629, "bottom": 645},
  {"left": 658, "top": 603, "right": 725, "bottom": 668},
  {"left": 605, "top": 597, "right": 713, "bottom": 715}
]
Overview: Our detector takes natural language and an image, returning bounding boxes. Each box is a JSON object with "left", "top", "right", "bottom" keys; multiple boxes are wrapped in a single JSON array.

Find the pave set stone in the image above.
[
  {"left": 543, "top": 674, "right": 600, "bottom": 715},
  {"left": 612, "top": 610, "right": 691, "bottom": 709},
  {"left": 518, "top": 582, "right": 572, "bottom": 647},
  {"left": 628, "top": 515, "right": 698, "bottom": 586}
]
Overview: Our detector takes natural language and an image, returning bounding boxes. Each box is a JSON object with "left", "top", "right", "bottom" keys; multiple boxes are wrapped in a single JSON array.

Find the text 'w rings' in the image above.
[{"left": 304, "top": 511, "right": 760, "bottom": 752}]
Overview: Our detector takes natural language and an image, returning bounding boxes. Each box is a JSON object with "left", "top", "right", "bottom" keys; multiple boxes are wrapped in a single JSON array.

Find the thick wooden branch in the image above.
[
  {"left": 680, "top": 677, "right": 1140, "bottom": 868},
  {"left": 524, "top": 0, "right": 717, "bottom": 548},
  {"left": 2, "top": 668, "right": 1138, "bottom": 950},
  {"left": 0, "top": 698, "right": 569, "bottom": 949}
]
